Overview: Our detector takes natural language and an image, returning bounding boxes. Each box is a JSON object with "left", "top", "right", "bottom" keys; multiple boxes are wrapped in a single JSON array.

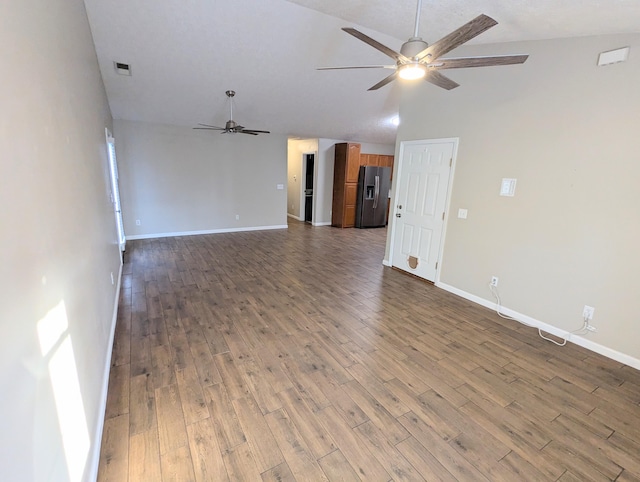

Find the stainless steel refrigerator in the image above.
[{"left": 355, "top": 166, "right": 391, "bottom": 228}]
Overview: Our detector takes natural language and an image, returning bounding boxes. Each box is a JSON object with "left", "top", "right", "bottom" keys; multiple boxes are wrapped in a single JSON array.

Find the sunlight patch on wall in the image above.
[{"left": 37, "top": 301, "right": 90, "bottom": 482}]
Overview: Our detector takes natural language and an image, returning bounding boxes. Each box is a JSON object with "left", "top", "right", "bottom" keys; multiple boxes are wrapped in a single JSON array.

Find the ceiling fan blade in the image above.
[
  {"left": 238, "top": 131, "right": 259, "bottom": 136},
  {"left": 342, "top": 28, "right": 409, "bottom": 62},
  {"left": 195, "top": 123, "right": 225, "bottom": 130},
  {"left": 368, "top": 71, "right": 398, "bottom": 91},
  {"left": 318, "top": 65, "right": 396, "bottom": 70},
  {"left": 430, "top": 54, "right": 529, "bottom": 69},
  {"left": 193, "top": 127, "right": 225, "bottom": 130},
  {"left": 425, "top": 70, "right": 459, "bottom": 90},
  {"left": 416, "top": 14, "right": 498, "bottom": 61},
  {"left": 242, "top": 130, "right": 270, "bottom": 134}
]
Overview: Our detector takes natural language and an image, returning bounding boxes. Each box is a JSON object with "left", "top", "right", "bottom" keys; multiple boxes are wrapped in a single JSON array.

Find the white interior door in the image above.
[{"left": 391, "top": 140, "right": 455, "bottom": 281}]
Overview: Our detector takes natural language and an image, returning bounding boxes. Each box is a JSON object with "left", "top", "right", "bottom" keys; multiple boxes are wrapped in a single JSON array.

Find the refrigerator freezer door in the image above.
[
  {"left": 356, "top": 166, "right": 391, "bottom": 227},
  {"left": 373, "top": 175, "right": 379, "bottom": 208}
]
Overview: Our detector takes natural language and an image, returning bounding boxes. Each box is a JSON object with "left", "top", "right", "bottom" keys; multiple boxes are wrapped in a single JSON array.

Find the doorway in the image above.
[
  {"left": 303, "top": 153, "right": 315, "bottom": 223},
  {"left": 390, "top": 138, "right": 457, "bottom": 282},
  {"left": 106, "top": 129, "right": 125, "bottom": 258}
]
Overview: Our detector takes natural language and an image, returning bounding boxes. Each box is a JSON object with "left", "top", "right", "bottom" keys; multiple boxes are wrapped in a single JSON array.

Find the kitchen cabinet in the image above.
[
  {"left": 379, "top": 155, "right": 394, "bottom": 177},
  {"left": 361, "top": 153, "right": 380, "bottom": 166},
  {"left": 332, "top": 143, "right": 361, "bottom": 227}
]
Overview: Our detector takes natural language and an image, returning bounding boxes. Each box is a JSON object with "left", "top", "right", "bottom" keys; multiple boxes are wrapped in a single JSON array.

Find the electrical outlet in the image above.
[
  {"left": 235, "top": 214, "right": 240, "bottom": 220},
  {"left": 490, "top": 276, "right": 499, "bottom": 287},
  {"left": 110, "top": 272, "right": 114, "bottom": 285},
  {"left": 135, "top": 219, "right": 141, "bottom": 226},
  {"left": 583, "top": 305, "right": 595, "bottom": 320}
]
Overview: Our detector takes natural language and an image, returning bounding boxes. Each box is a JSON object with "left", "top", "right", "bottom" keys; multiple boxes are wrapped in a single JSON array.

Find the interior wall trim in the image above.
[
  {"left": 287, "top": 213, "right": 303, "bottom": 221},
  {"left": 437, "top": 281, "right": 640, "bottom": 371},
  {"left": 88, "top": 260, "right": 123, "bottom": 481},
  {"left": 126, "top": 225, "right": 288, "bottom": 240}
]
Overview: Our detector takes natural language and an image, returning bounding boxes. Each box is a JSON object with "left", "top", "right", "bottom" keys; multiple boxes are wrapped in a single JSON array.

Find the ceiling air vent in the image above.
[{"left": 114, "top": 62, "right": 132, "bottom": 76}]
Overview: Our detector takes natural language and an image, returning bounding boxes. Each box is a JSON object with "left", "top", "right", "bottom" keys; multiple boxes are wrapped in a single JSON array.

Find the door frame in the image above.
[
  {"left": 300, "top": 152, "right": 316, "bottom": 223},
  {"left": 387, "top": 137, "right": 459, "bottom": 284},
  {"left": 105, "top": 128, "right": 126, "bottom": 260}
]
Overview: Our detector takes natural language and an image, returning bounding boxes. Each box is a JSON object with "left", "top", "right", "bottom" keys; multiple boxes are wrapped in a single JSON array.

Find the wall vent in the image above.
[
  {"left": 597, "top": 47, "right": 630, "bottom": 66},
  {"left": 114, "top": 61, "right": 132, "bottom": 76}
]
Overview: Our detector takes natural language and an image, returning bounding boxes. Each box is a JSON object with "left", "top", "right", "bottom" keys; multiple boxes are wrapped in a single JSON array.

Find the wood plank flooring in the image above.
[{"left": 98, "top": 221, "right": 640, "bottom": 481}]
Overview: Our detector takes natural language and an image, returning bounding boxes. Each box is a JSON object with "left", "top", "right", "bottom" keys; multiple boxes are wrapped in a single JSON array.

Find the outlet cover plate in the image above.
[{"left": 583, "top": 305, "right": 595, "bottom": 320}]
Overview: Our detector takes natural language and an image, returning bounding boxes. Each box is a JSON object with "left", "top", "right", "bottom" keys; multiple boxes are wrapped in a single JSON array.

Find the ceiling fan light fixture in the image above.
[{"left": 398, "top": 62, "right": 427, "bottom": 80}]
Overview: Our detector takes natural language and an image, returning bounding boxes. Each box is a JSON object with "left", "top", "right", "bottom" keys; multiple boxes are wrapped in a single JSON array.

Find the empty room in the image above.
[{"left": 2, "top": 0, "right": 639, "bottom": 481}]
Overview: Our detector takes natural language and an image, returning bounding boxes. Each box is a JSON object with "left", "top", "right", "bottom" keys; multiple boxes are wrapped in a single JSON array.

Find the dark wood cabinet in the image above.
[{"left": 332, "top": 143, "right": 361, "bottom": 227}]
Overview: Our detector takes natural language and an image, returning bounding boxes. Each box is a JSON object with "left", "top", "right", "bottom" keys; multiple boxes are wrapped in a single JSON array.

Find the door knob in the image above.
[
  {"left": 398, "top": 205, "right": 402, "bottom": 209},
  {"left": 396, "top": 213, "right": 402, "bottom": 218}
]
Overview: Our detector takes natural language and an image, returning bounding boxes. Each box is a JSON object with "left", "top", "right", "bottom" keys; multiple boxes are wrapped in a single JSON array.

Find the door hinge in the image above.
[
  {"left": 442, "top": 212, "right": 445, "bottom": 220},
  {"left": 435, "top": 262, "right": 438, "bottom": 270},
  {"left": 449, "top": 158, "right": 452, "bottom": 167}
]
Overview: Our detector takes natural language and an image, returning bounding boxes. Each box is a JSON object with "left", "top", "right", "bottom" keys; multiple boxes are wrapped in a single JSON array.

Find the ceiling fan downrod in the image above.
[
  {"left": 226, "top": 90, "right": 235, "bottom": 121},
  {"left": 413, "top": 0, "right": 422, "bottom": 39}
]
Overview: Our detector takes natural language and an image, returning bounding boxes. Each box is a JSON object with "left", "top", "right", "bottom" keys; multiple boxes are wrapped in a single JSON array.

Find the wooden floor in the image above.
[{"left": 98, "top": 221, "right": 640, "bottom": 481}]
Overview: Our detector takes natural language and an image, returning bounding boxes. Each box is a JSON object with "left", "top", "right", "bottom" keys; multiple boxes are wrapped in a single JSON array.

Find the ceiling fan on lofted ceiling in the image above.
[
  {"left": 194, "top": 90, "right": 270, "bottom": 135},
  {"left": 318, "top": 0, "right": 529, "bottom": 91}
]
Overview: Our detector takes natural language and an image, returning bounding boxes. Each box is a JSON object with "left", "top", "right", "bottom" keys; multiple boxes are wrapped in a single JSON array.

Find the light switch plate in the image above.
[
  {"left": 500, "top": 178, "right": 517, "bottom": 196},
  {"left": 277, "top": 184, "right": 284, "bottom": 190},
  {"left": 457, "top": 208, "right": 468, "bottom": 219}
]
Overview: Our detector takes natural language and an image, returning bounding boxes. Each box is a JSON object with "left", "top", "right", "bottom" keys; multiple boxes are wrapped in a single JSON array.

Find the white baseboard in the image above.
[
  {"left": 382, "top": 259, "right": 391, "bottom": 267},
  {"left": 285, "top": 214, "right": 330, "bottom": 226},
  {"left": 436, "top": 281, "right": 640, "bottom": 371},
  {"left": 126, "top": 224, "right": 288, "bottom": 240},
  {"left": 87, "top": 260, "right": 123, "bottom": 482}
]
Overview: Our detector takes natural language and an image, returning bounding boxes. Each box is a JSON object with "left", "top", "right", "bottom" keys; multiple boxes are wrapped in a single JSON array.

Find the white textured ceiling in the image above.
[{"left": 83, "top": 0, "right": 640, "bottom": 144}]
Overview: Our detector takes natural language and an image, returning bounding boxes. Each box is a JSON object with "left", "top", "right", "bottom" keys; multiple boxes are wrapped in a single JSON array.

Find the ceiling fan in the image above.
[
  {"left": 194, "top": 90, "right": 270, "bottom": 135},
  {"left": 318, "top": 0, "right": 528, "bottom": 91}
]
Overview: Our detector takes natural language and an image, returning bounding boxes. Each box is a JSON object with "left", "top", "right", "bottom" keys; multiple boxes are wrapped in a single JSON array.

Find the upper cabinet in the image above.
[
  {"left": 361, "top": 154, "right": 380, "bottom": 166},
  {"left": 379, "top": 155, "right": 394, "bottom": 179}
]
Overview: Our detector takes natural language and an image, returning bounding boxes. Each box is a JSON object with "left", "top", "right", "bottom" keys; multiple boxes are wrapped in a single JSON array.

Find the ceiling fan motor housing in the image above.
[{"left": 400, "top": 38, "right": 429, "bottom": 60}]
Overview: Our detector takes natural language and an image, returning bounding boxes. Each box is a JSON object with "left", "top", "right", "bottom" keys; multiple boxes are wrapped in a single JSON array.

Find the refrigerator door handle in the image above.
[{"left": 374, "top": 175, "right": 379, "bottom": 208}]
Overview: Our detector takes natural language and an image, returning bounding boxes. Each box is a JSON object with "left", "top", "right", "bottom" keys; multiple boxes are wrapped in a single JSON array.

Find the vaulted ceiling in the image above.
[{"left": 83, "top": 0, "right": 639, "bottom": 144}]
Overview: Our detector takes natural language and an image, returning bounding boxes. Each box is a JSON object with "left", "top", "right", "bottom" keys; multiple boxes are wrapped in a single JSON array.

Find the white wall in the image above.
[
  {"left": 389, "top": 33, "right": 640, "bottom": 365},
  {"left": 315, "top": 139, "right": 395, "bottom": 225},
  {"left": 115, "top": 120, "right": 288, "bottom": 237},
  {"left": 0, "top": 0, "right": 121, "bottom": 480}
]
